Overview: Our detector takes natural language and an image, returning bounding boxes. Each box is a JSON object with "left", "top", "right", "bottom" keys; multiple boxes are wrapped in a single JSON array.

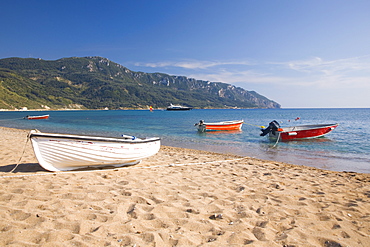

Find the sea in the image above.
[{"left": 0, "top": 108, "right": 369, "bottom": 173}]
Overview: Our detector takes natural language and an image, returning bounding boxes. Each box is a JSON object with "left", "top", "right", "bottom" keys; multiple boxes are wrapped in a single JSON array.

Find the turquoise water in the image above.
[{"left": 0, "top": 108, "right": 369, "bottom": 173}]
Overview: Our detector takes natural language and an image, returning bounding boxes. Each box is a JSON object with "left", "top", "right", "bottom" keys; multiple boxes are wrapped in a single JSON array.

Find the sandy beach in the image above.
[{"left": 0, "top": 127, "right": 369, "bottom": 246}]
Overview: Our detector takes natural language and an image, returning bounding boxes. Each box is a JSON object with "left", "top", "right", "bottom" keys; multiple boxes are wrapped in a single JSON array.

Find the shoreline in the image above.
[
  {"left": 1, "top": 107, "right": 368, "bottom": 112},
  {"left": 0, "top": 126, "right": 369, "bottom": 246},
  {"left": 1, "top": 126, "right": 367, "bottom": 174},
  {"left": 1, "top": 108, "right": 369, "bottom": 174}
]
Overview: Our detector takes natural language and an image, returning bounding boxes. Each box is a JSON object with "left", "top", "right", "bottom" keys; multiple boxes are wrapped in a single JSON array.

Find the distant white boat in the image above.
[
  {"left": 29, "top": 130, "right": 161, "bottom": 171},
  {"left": 166, "top": 104, "right": 192, "bottom": 111}
]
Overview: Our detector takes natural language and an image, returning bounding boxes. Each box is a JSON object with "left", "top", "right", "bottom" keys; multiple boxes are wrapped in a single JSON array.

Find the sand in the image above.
[{"left": 0, "top": 126, "right": 369, "bottom": 247}]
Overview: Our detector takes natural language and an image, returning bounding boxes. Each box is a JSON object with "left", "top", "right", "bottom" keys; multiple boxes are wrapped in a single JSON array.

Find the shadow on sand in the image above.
[{"left": 0, "top": 163, "right": 48, "bottom": 173}]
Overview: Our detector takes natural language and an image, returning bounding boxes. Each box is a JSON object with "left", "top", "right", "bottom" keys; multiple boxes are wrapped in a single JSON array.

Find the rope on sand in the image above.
[
  {"left": 9, "top": 132, "right": 31, "bottom": 173},
  {"left": 0, "top": 157, "right": 248, "bottom": 179}
]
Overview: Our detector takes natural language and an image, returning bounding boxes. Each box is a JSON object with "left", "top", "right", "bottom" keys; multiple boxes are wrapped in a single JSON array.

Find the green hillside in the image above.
[{"left": 0, "top": 57, "right": 280, "bottom": 110}]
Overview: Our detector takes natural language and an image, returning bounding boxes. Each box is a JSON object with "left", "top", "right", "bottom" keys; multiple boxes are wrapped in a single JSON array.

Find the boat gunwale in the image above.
[
  {"left": 202, "top": 120, "right": 244, "bottom": 126},
  {"left": 30, "top": 132, "right": 161, "bottom": 144},
  {"left": 28, "top": 114, "right": 49, "bottom": 117},
  {"left": 280, "top": 123, "right": 338, "bottom": 133},
  {"left": 26, "top": 114, "right": 49, "bottom": 119}
]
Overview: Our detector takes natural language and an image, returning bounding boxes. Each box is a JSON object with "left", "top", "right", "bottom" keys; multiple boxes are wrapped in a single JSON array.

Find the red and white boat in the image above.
[
  {"left": 195, "top": 120, "right": 243, "bottom": 132},
  {"left": 25, "top": 114, "right": 49, "bottom": 120},
  {"left": 260, "top": 120, "right": 338, "bottom": 141}
]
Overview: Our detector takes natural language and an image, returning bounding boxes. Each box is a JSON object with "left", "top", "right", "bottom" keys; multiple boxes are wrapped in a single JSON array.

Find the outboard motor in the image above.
[
  {"left": 195, "top": 120, "right": 204, "bottom": 126},
  {"left": 260, "top": 120, "right": 280, "bottom": 136}
]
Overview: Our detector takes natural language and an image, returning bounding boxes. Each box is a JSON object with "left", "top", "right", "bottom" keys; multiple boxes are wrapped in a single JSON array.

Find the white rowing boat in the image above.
[{"left": 29, "top": 130, "right": 161, "bottom": 171}]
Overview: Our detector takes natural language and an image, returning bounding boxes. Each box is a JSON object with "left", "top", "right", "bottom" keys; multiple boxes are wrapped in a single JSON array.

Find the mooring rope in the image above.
[
  {"left": 272, "top": 132, "right": 281, "bottom": 148},
  {"left": 243, "top": 122, "right": 265, "bottom": 129},
  {"left": 8, "top": 131, "right": 31, "bottom": 173},
  {"left": 338, "top": 125, "right": 363, "bottom": 137}
]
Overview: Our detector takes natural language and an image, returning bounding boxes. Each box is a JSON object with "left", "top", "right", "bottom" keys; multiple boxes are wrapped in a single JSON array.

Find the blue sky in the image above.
[{"left": 1, "top": 0, "right": 370, "bottom": 108}]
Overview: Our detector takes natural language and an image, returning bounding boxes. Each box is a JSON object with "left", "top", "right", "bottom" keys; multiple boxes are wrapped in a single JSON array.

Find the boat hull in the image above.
[
  {"left": 197, "top": 120, "right": 243, "bottom": 132},
  {"left": 269, "top": 123, "right": 338, "bottom": 141},
  {"left": 26, "top": 115, "right": 49, "bottom": 120},
  {"left": 166, "top": 108, "right": 192, "bottom": 111},
  {"left": 166, "top": 104, "right": 192, "bottom": 111},
  {"left": 30, "top": 131, "right": 161, "bottom": 171}
]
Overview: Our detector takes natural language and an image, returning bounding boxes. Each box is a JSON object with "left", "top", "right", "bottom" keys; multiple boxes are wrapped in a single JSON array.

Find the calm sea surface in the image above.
[{"left": 0, "top": 108, "right": 369, "bottom": 173}]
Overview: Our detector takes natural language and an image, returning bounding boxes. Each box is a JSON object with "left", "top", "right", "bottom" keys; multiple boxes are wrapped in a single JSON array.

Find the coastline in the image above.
[
  {"left": 0, "top": 107, "right": 264, "bottom": 112},
  {"left": 0, "top": 126, "right": 369, "bottom": 246}
]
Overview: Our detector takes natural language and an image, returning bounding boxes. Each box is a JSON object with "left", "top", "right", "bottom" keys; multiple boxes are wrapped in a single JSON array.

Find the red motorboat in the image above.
[
  {"left": 25, "top": 114, "right": 49, "bottom": 120},
  {"left": 260, "top": 120, "right": 338, "bottom": 141},
  {"left": 195, "top": 120, "right": 243, "bottom": 132}
]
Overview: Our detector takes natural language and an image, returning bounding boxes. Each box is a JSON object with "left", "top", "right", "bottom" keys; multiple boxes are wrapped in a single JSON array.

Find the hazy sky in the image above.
[{"left": 1, "top": 0, "right": 370, "bottom": 108}]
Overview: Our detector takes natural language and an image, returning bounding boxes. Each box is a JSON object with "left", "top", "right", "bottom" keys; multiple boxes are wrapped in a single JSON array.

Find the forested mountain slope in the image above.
[{"left": 0, "top": 57, "right": 280, "bottom": 110}]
